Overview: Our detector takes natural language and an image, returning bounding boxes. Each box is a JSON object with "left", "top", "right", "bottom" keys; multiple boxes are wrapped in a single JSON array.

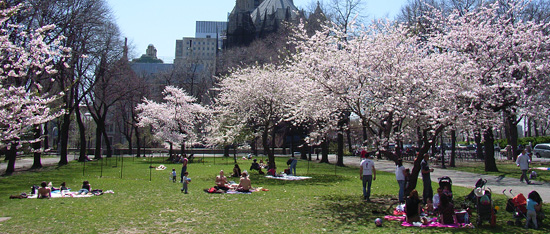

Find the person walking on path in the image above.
[
  {"left": 421, "top": 153, "right": 434, "bottom": 204},
  {"left": 180, "top": 155, "right": 188, "bottom": 183},
  {"left": 516, "top": 149, "right": 531, "bottom": 184},
  {"left": 360, "top": 154, "right": 376, "bottom": 202},
  {"left": 395, "top": 159, "right": 406, "bottom": 203}
]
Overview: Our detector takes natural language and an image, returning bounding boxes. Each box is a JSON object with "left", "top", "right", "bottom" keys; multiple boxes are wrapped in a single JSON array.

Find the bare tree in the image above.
[{"left": 326, "top": 0, "right": 365, "bottom": 35}]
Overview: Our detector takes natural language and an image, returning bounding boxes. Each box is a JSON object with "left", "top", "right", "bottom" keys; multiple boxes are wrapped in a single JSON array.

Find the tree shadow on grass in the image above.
[
  {"left": 253, "top": 174, "right": 349, "bottom": 186},
  {"left": 311, "top": 194, "right": 534, "bottom": 233}
]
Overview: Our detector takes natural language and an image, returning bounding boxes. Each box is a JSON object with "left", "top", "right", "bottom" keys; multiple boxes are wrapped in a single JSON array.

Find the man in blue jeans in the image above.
[
  {"left": 289, "top": 156, "right": 297, "bottom": 175},
  {"left": 360, "top": 154, "right": 376, "bottom": 202}
]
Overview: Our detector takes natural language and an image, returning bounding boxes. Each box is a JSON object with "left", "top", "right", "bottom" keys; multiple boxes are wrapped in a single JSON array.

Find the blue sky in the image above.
[{"left": 107, "top": 0, "right": 407, "bottom": 62}]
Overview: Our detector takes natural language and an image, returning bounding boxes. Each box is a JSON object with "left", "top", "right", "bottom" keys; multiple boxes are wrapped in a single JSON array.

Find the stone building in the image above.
[{"left": 226, "top": 0, "right": 300, "bottom": 48}]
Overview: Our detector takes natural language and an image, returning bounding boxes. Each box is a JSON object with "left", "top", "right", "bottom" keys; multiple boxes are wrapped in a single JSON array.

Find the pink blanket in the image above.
[{"left": 384, "top": 216, "right": 463, "bottom": 228}]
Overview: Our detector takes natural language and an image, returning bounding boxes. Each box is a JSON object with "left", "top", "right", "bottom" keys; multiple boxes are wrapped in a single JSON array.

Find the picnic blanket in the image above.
[
  {"left": 264, "top": 175, "right": 311, "bottom": 180},
  {"left": 28, "top": 192, "right": 93, "bottom": 199},
  {"left": 27, "top": 189, "right": 114, "bottom": 199},
  {"left": 384, "top": 215, "right": 468, "bottom": 228},
  {"left": 204, "top": 187, "right": 268, "bottom": 194}
]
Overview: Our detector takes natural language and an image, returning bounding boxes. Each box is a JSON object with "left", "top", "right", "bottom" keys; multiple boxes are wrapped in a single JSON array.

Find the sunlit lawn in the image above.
[
  {"left": 447, "top": 159, "right": 550, "bottom": 183},
  {"left": 0, "top": 155, "right": 548, "bottom": 233}
]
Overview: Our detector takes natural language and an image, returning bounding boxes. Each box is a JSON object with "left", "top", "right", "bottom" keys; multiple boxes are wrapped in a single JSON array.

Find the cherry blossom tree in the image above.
[
  {"left": 0, "top": 4, "right": 68, "bottom": 175},
  {"left": 426, "top": 1, "right": 550, "bottom": 167},
  {"left": 136, "top": 86, "right": 207, "bottom": 158},
  {"left": 210, "top": 64, "right": 300, "bottom": 169}
]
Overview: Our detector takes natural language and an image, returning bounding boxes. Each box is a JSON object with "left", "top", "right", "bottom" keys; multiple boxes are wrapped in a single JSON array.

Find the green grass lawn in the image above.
[
  {"left": 447, "top": 160, "right": 550, "bottom": 183},
  {"left": 0, "top": 156, "right": 548, "bottom": 233}
]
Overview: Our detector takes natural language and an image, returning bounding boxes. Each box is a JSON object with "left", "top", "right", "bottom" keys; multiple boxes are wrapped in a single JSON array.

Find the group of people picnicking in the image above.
[
  {"left": 360, "top": 149, "right": 463, "bottom": 225},
  {"left": 360, "top": 146, "right": 544, "bottom": 229},
  {"left": 34, "top": 180, "right": 94, "bottom": 199}
]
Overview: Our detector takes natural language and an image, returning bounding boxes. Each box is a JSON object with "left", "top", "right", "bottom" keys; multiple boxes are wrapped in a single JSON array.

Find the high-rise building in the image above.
[
  {"left": 174, "top": 37, "right": 217, "bottom": 73},
  {"left": 195, "top": 21, "right": 227, "bottom": 49}
]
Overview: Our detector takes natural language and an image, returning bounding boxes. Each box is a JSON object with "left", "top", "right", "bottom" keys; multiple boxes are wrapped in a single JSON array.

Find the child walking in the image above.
[
  {"left": 171, "top": 168, "right": 177, "bottom": 183},
  {"left": 181, "top": 171, "right": 190, "bottom": 194}
]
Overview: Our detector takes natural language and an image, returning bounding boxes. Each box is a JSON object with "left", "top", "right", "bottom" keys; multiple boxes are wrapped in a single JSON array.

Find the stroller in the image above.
[
  {"left": 467, "top": 178, "right": 496, "bottom": 226},
  {"left": 504, "top": 189, "right": 544, "bottom": 227},
  {"left": 465, "top": 178, "right": 486, "bottom": 203}
]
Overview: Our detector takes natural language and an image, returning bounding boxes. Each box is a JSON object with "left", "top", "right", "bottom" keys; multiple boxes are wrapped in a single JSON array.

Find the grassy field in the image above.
[
  {"left": 0, "top": 156, "right": 548, "bottom": 233},
  {"left": 447, "top": 160, "right": 550, "bottom": 183}
]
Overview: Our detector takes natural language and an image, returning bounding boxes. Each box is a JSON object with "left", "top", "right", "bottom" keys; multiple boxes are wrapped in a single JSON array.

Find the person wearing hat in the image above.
[
  {"left": 360, "top": 153, "right": 376, "bottom": 201},
  {"left": 250, "top": 159, "right": 261, "bottom": 172}
]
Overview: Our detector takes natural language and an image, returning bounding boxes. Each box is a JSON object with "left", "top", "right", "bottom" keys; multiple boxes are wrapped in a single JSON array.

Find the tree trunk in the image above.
[
  {"left": 484, "top": 128, "right": 498, "bottom": 172},
  {"left": 405, "top": 143, "right": 431, "bottom": 196},
  {"left": 271, "top": 127, "right": 276, "bottom": 157},
  {"left": 94, "top": 122, "right": 104, "bottom": 160},
  {"left": 263, "top": 127, "right": 276, "bottom": 170},
  {"left": 450, "top": 130, "right": 456, "bottom": 167},
  {"left": 527, "top": 117, "right": 532, "bottom": 137},
  {"left": 440, "top": 136, "right": 446, "bottom": 169},
  {"left": 169, "top": 142, "right": 173, "bottom": 160},
  {"left": 4, "top": 142, "right": 18, "bottom": 175},
  {"left": 43, "top": 122, "right": 49, "bottom": 150},
  {"left": 361, "top": 119, "right": 368, "bottom": 144},
  {"left": 58, "top": 113, "right": 71, "bottom": 165},
  {"left": 75, "top": 104, "right": 88, "bottom": 162},
  {"left": 224, "top": 145, "right": 230, "bottom": 157},
  {"left": 31, "top": 126, "right": 43, "bottom": 169},
  {"left": 320, "top": 138, "right": 329, "bottom": 163},
  {"left": 504, "top": 111, "right": 519, "bottom": 161},
  {"left": 251, "top": 137, "right": 258, "bottom": 156},
  {"left": 134, "top": 125, "right": 141, "bottom": 157},
  {"left": 300, "top": 144, "right": 307, "bottom": 160},
  {"left": 346, "top": 127, "right": 353, "bottom": 153},
  {"left": 337, "top": 124, "right": 344, "bottom": 167},
  {"left": 405, "top": 125, "right": 445, "bottom": 196},
  {"left": 102, "top": 125, "right": 112, "bottom": 158}
]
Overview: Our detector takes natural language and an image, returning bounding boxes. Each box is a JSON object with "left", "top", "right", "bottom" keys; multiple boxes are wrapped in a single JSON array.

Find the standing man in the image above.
[
  {"left": 289, "top": 156, "right": 298, "bottom": 175},
  {"left": 180, "top": 154, "right": 188, "bottom": 183},
  {"left": 421, "top": 153, "right": 434, "bottom": 204},
  {"left": 360, "top": 153, "right": 376, "bottom": 202},
  {"left": 516, "top": 149, "right": 531, "bottom": 184}
]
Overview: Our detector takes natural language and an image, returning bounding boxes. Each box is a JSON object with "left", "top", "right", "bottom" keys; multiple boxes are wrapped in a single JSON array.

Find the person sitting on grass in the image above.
[
  {"left": 59, "top": 182, "right": 69, "bottom": 191},
  {"left": 78, "top": 181, "right": 91, "bottom": 195},
  {"left": 438, "top": 193, "right": 456, "bottom": 225},
  {"left": 37, "top": 181, "right": 51, "bottom": 199},
  {"left": 406, "top": 189, "right": 422, "bottom": 223},
  {"left": 237, "top": 171, "right": 252, "bottom": 192},
  {"left": 215, "top": 170, "right": 230, "bottom": 191},
  {"left": 231, "top": 164, "right": 241, "bottom": 178},
  {"left": 250, "top": 159, "right": 264, "bottom": 174}
]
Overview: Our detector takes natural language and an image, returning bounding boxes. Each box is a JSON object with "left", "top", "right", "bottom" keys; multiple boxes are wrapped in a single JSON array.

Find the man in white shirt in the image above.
[
  {"left": 516, "top": 149, "right": 531, "bottom": 184},
  {"left": 360, "top": 154, "right": 376, "bottom": 202}
]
